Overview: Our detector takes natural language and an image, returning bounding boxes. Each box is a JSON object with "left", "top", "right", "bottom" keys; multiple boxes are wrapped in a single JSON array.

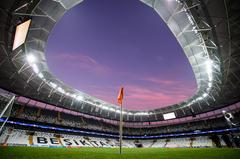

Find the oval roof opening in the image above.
[{"left": 46, "top": 0, "right": 197, "bottom": 111}]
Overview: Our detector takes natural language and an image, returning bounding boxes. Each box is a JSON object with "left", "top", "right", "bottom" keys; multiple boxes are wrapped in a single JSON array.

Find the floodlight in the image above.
[
  {"left": 76, "top": 96, "right": 83, "bottom": 101},
  {"left": 71, "top": 94, "right": 77, "bottom": 98},
  {"left": 49, "top": 82, "right": 57, "bottom": 88},
  {"left": 38, "top": 73, "right": 44, "bottom": 78},
  {"left": 32, "top": 63, "right": 39, "bottom": 74},
  {"left": 208, "top": 83, "right": 212, "bottom": 88},
  {"left": 202, "top": 93, "right": 208, "bottom": 98},
  {"left": 206, "top": 59, "right": 213, "bottom": 74},
  {"left": 122, "top": 111, "right": 127, "bottom": 114},
  {"left": 26, "top": 54, "right": 36, "bottom": 64},
  {"left": 57, "top": 87, "right": 65, "bottom": 94},
  {"left": 109, "top": 108, "right": 115, "bottom": 111}
]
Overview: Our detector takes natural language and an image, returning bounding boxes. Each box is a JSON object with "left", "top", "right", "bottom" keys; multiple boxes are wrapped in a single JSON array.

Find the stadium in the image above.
[{"left": 0, "top": 0, "right": 240, "bottom": 158}]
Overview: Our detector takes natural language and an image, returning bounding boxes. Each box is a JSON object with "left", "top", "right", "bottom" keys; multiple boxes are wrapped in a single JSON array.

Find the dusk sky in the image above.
[{"left": 46, "top": 0, "right": 197, "bottom": 111}]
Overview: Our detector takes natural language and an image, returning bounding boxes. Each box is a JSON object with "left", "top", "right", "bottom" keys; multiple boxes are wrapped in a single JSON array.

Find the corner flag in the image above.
[
  {"left": 117, "top": 87, "right": 124, "bottom": 105},
  {"left": 117, "top": 87, "right": 124, "bottom": 154}
]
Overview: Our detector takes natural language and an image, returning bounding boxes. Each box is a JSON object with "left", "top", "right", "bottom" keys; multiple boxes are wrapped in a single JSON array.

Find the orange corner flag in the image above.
[{"left": 117, "top": 87, "right": 124, "bottom": 105}]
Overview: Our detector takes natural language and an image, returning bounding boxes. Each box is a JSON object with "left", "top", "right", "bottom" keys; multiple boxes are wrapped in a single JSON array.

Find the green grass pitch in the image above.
[{"left": 0, "top": 147, "right": 240, "bottom": 159}]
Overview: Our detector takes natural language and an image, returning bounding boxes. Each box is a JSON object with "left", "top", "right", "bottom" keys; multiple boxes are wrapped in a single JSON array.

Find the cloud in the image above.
[
  {"left": 120, "top": 84, "right": 193, "bottom": 110},
  {"left": 142, "top": 77, "right": 197, "bottom": 95},
  {"left": 48, "top": 53, "right": 111, "bottom": 74},
  {"left": 143, "top": 77, "right": 176, "bottom": 85},
  {"left": 47, "top": 53, "right": 197, "bottom": 110},
  {"left": 76, "top": 82, "right": 196, "bottom": 111}
]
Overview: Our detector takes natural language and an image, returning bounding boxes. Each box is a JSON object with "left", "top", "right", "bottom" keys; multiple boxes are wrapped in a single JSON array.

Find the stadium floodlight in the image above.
[
  {"left": 135, "top": 112, "right": 149, "bottom": 115},
  {"left": 128, "top": 112, "right": 133, "bottom": 115},
  {"left": 122, "top": 111, "right": 127, "bottom": 114},
  {"left": 71, "top": 94, "right": 77, "bottom": 98},
  {"left": 32, "top": 63, "right": 39, "bottom": 74},
  {"left": 12, "top": 19, "right": 31, "bottom": 51},
  {"left": 107, "top": 107, "right": 115, "bottom": 111},
  {"left": 202, "top": 93, "right": 208, "bottom": 98},
  {"left": 49, "top": 82, "right": 57, "bottom": 88},
  {"left": 110, "top": 108, "right": 115, "bottom": 111},
  {"left": 26, "top": 54, "right": 36, "bottom": 64},
  {"left": 57, "top": 87, "right": 65, "bottom": 94},
  {"left": 38, "top": 73, "right": 44, "bottom": 78},
  {"left": 206, "top": 59, "right": 213, "bottom": 81},
  {"left": 101, "top": 105, "right": 108, "bottom": 110},
  {"left": 208, "top": 82, "right": 212, "bottom": 88},
  {"left": 163, "top": 112, "right": 176, "bottom": 120},
  {"left": 76, "top": 95, "right": 83, "bottom": 101}
]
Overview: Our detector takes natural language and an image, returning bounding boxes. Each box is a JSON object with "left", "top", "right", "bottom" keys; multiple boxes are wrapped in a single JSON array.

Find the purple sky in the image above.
[{"left": 46, "top": 0, "right": 197, "bottom": 111}]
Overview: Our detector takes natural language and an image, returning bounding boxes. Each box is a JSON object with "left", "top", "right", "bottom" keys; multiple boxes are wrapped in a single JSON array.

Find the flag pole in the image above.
[
  {"left": 117, "top": 87, "right": 124, "bottom": 154},
  {"left": 119, "top": 101, "right": 123, "bottom": 154}
]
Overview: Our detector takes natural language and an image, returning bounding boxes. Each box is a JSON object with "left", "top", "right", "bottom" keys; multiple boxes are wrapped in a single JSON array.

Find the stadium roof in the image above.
[{"left": 0, "top": 0, "right": 239, "bottom": 122}]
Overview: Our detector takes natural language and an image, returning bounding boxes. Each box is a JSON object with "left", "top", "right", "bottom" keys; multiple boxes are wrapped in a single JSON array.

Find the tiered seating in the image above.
[
  {"left": 8, "top": 104, "right": 239, "bottom": 136},
  {"left": 192, "top": 136, "right": 213, "bottom": 147},
  {"left": 165, "top": 138, "right": 188, "bottom": 148},
  {"left": 0, "top": 127, "right": 9, "bottom": 143},
  {"left": 219, "top": 136, "right": 227, "bottom": 147},
  {"left": 124, "top": 140, "right": 136, "bottom": 148},
  {"left": 141, "top": 140, "right": 154, "bottom": 148},
  {"left": 5, "top": 129, "right": 28, "bottom": 145},
  {"left": 151, "top": 139, "right": 166, "bottom": 148},
  {"left": 0, "top": 127, "right": 221, "bottom": 148}
]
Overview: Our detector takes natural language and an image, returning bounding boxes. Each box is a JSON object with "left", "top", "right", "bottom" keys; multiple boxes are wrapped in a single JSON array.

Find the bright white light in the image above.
[
  {"left": 32, "top": 63, "right": 39, "bottom": 73},
  {"left": 205, "top": 59, "right": 213, "bottom": 83},
  {"left": 76, "top": 96, "right": 83, "bottom": 101},
  {"left": 202, "top": 93, "right": 208, "bottom": 98},
  {"left": 206, "top": 59, "right": 213, "bottom": 74},
  {"left": 26, "top": 54, "right": 36, "bottom": 64},
  {"left": 128, "top": 112, "right": 133, "bottom": 115},
  {"left": 122, "top": 111, "right": 127, "bottom": 114},
  {"left": 49, "top": 82, "right": 57, "bottom": 88},
  {"left": 38, "top": 73, "right": 43, "bottom": 78},
  {"left": 163, "top": 112, "right": 176, "bottom": 120},
  {"left": 71, "top": 94, "right": 77, "bottom": 98},
  {"left": 108, "top": 107, "right": 115, "bottom": 111},
  {"left": 208, "top": 83, "right": 212, "bottom": 88},
  {"left": 57, "top": 87, "right": 65, "bottom": 94},
  {"left": 209, "top": 75, "right": 213, "bottom": 81},
  {"left": 101, "top": 105, "right": 108, "bottom": 110},
  {"left": 135, "top": 112, "right": 149, "bottom": 115}
]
